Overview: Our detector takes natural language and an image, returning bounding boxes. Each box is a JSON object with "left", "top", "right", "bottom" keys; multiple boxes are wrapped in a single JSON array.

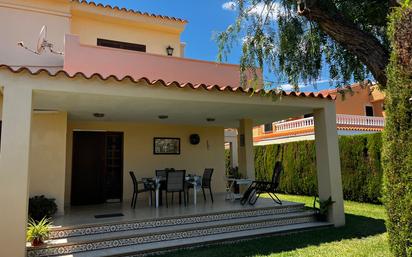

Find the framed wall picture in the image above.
[{"left": 153, "top": 137, "right": 181, "bottom": 155}]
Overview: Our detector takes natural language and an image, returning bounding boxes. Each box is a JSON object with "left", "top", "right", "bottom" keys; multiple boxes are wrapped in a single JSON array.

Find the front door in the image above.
[{"left": 71, "top": 131, "right": 123, "bottom": 205}]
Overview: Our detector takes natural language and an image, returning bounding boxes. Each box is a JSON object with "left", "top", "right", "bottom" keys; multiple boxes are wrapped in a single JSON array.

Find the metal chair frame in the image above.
[
  {"left": 129, "top": 171, "right": 154, "bottom": 209},
  {"left": 165, "top": 170, "right": 187, "bottom": 208},
  {"left": 241, "top": 162, "right": 283, "bottom": 205}
]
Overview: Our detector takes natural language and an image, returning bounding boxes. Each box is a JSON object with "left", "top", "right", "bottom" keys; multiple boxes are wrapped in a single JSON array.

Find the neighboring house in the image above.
[
  {"left": 0, "top": 1, "right": 345, "bottom": 256},
  {"left": 253, "top": 83, "right": 386, "bottom": 145}
]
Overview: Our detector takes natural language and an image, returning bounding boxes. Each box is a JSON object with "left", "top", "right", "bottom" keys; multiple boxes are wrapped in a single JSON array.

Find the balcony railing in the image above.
[
  {"left": 267, "top": 114, "right": 385, "bottom": 133},
  {"left": 336, "top": 114, "right": 385, "bottom": 127},
  {"left": 274, "top": 117, "right": 314, "bottom": 132}
]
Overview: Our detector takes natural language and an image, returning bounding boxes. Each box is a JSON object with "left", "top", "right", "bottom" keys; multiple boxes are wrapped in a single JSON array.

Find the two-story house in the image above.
[
  {"left": 252, "top": 83, "right": 385, "bottom": 146},
  {"left": 0, "top": 1, "right": 346, "bottom": 256}
]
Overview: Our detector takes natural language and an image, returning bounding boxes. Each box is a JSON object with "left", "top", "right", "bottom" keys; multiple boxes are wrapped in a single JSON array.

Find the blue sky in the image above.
[{"left": 91, "top": 0, "right": 331, "bottom": 92}]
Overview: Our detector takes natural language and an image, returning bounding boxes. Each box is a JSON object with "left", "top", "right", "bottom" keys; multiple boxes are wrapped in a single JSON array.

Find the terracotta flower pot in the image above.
[{"left": 31, "top": 238, "right": 44, "bottom": 247}]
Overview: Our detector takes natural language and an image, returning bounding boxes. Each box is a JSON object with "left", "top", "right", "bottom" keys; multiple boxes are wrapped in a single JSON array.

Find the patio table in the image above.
[
  {"left": 225, "top": 178, "right": 253, "bottom": 201},
  {"left": 153, "top": 175, "right": 202, "bottom": 208}
]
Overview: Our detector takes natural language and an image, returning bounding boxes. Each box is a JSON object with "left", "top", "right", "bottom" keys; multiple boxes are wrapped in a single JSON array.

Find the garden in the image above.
[{"left": 157, "top": 194, "right": 388, "bottom": 257}]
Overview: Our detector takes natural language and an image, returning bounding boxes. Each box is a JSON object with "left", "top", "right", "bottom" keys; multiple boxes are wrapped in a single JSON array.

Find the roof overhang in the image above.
[{"left": 0, "top": 65, "right": 335, "bottom": 128}]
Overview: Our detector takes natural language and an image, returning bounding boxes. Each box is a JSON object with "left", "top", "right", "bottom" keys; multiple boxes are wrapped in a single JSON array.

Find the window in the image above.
[
  {"left": 365, "top": 106, "right": 374, "bottom": 116},
  {"left": 264, "top": 123, "right": 273, "bottom": 133},
  {"left": 97, "top": 39, "right": 146, "bottom": 53}
]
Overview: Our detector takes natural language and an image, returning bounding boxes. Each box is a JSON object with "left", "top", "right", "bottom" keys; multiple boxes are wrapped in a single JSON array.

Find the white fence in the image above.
[
  {"left": 270, "top": 114, "right": 385, "bottom": 133},
  {"left": 336, "top": 114, "right": 385, "bottom": 127},
  {"left": 274, "top": 117, "right": 314, "bottom": 132}
]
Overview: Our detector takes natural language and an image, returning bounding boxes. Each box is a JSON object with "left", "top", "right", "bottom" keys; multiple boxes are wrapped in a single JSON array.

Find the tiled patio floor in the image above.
[{"left": 53, "top": 193, "right": 300, "bottom": 227}]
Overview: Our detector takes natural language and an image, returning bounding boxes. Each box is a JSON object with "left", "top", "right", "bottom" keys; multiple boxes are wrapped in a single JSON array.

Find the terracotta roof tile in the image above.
[
  {"left": 73, "top": 0, "right": 188, "bottom": 23},
  {"left": 337, "top": 125, "right": 384, "bottom": 131},
  {"left": 0, "top": 65, "right": 335, "bottom": 100}
]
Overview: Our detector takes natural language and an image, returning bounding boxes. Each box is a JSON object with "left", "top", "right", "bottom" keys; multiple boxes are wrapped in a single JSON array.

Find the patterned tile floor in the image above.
[{"left": 53, "top": 193, "right": 300, "bottom": 227}]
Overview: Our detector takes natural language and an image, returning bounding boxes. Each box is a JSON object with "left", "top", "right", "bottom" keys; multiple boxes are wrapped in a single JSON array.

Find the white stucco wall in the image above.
[
  {"left": 0, "top": 92, "right": 3, "bottom": 120},
  {"left": 71, "top": 14, "right": 183, "bottom": 57},
  {"left": 1, "top": 94, "right": 68, "bottom": 214},
  {"left": 29, "top": 112, "right": 67, "bottom": 214},
  {"left": 0, "top": 1, "right": 70, "bottom": 70}
]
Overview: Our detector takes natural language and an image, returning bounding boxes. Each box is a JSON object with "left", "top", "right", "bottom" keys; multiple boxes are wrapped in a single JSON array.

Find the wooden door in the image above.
[
  {"left": 71, "top": 131, "right": 106, "bottom": 205},
  {"left": 104, "top": 132, "right": 123, "bottom": 202},
  {"left": 71, "top": 131, "right": 124, "bottom": 205}
]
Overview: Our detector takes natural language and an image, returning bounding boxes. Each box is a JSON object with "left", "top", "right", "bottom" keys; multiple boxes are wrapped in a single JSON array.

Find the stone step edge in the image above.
[
  {"left": 49, "top": 204, "right": 305, "bottom": 239},
  {"left": 27, "top": 212, "right": 315, "bottom": 257},
  {"left": 46, "top": 210, "right": 315, "bottom": 245},
  {"left": 37, "top": 211, "right": 315, "bottom": 248},
  {"left": 114, "top": 222, "right": 334, "bottom": 257}
]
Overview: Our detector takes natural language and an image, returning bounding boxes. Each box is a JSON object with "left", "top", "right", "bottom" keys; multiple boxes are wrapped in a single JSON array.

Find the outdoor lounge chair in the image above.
[
  {"left": 129, "top": 171, "right": 154, "bottom": 209},
  {"left": 240, "top": 161, "right": 283, "bottom": 205}
]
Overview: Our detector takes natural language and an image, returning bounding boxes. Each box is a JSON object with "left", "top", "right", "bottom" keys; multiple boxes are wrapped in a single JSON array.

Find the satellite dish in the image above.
[
  {"left": 36, "top": 25, "right": 47, "bottom": 54},
  {"left": 17, "top": 25, "right": 63, "bottom": 55}
]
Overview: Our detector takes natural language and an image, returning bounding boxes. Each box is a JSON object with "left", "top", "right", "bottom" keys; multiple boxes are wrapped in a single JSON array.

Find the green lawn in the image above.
[{"left": 158, "top": 194, "right": 389, "bottom": 257}]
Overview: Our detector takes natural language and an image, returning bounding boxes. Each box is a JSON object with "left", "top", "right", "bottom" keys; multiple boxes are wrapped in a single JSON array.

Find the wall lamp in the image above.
[{"left": 166, "top": 45, "right": 174, "bottom": 56}]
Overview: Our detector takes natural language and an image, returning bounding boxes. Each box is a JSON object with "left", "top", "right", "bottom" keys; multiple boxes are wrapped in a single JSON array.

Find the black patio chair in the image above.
[
  {"left": 240, "top": 161, "right": 283, "bottom": 205},
  {"left": 129, "top": 171, "right": 154, "bottom": 209},
  {"left": 165, "top": 170, "right": 186, "bottom": 208},
  {"left": 202, "top": 168, "right": 214, "bottom": 202},
  {"left": 186, "top": 168, "right": 214, "bottom": 203},
  {"left": 155, "top": 169, "right": 167, "bottom": 205}
]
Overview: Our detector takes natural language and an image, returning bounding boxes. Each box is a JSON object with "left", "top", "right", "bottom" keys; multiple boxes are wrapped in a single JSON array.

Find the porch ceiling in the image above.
[{"left": 33, "top": 90, "right": 314, "bottom": 127}]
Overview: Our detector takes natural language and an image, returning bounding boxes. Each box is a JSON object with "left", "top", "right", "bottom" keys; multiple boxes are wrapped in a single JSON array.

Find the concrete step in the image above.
[
  {"left": 47, "top": 211, "right": 314, "bottom": 244},
  {"left": 48, "top": 203, "right": 305, "bottom": 239},
  {"left": 27, "top": 210, "right": 319, "bottom": 257},
  {"left": 67, "top": 222, "right": 333, "bottom": 257}
]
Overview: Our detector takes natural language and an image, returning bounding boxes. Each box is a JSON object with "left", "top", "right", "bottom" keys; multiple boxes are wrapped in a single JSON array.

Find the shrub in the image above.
[
  {"left": 28, "top": 195, "right": 57, "bottom": 221},
  {"left": 254, "top": 133, "right": 383, "bottom": 203},
  {"left": 224, "top": 148, "right": 231, "bottom": 175},
  {"left": 383, "top": 3, "right": 412, "bottom": 256}
]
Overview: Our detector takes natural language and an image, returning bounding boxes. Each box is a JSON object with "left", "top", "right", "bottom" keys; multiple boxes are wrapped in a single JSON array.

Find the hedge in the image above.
[
  {"left": 226, "top": 133, "right": 383, "bottom": 204},
  {"left": 383, "top": 3, "right": 412, "bottom": 256}
]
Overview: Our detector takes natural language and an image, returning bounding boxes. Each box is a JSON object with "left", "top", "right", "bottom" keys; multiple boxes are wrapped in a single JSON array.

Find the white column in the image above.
[
  {"left": 237, "top": 119, "right": 255, "bottom": 180},
  {"left": 224, "top": 129, "right": 238, "bottom": 168},
  {"left": 0, "top": 85, "right": 33, "bottom": 257},
  {"left": 314, "top": 104, "right": 345, "bottom": 227},
  {"left": 229, "top": 141, "right": 238, "bottom": 168}
]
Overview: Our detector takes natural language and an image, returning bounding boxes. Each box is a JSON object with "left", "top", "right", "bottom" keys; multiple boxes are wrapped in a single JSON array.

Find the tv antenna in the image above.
[{"left": 17, "top": 25, "right": 63, "bottom": 55}]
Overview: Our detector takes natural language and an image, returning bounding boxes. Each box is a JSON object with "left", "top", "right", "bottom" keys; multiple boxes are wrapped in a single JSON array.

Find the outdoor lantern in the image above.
[{"left": 166, "top": 45, "right": 174, "bottom": 56}]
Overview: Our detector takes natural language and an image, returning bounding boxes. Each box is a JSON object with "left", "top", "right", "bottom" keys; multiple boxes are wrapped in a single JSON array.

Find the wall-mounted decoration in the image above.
[
  {"left": 189, "top": 134, "right": 200, "bottom": 145},
  {"left": 153, "top": 137, "right": 180, "bottom": 155}
]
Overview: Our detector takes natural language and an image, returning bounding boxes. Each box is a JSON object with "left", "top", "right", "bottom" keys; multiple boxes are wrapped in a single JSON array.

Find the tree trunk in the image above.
[{"left": 297, "top": 0, "right": 389, "bottom": 87}]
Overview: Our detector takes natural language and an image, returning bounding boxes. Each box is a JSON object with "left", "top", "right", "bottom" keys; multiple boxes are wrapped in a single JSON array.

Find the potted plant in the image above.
[
  {"left": 313, "top": 196, "right": 335, "bottom": 222},
  {"left": 26, "top": 217, "right": 52, "bottom": 246},
  {"left": 29, "top": 195, "right": 57, "bottom": 222}
]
